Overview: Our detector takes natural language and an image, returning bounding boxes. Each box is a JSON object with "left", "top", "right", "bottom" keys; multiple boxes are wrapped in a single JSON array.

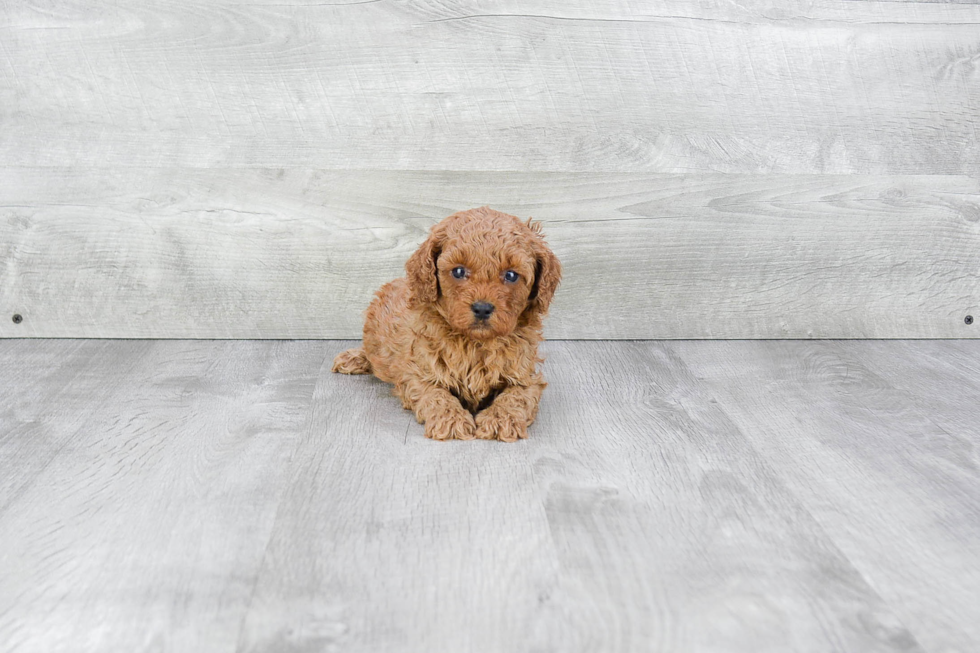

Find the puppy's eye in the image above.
[
  {"left": 503, "top": 270, "right": 519, "bottom": 284},
  {"left": 451, "top": 266, "right": 467, "bottom": 279}
]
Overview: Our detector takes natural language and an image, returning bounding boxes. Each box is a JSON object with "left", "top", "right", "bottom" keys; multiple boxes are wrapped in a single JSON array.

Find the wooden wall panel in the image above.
[
  {"left": 1, "top": 1, "right": 978, "bottom": 338},
  {"left": 2, "top": 169, "right": 977, "bottom": 339},
  {"left": 1, "top": 0, "right": 979, "bottom": 173}
]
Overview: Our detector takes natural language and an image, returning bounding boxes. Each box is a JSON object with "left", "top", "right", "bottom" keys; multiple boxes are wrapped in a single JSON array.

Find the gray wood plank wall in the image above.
[{"left": 2, "top": 1, "right": 978, "bottom": 338}]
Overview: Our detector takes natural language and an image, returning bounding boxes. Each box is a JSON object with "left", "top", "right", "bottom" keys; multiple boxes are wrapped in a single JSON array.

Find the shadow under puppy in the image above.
[{"left": 333, "top": 207, "right": 562, "bottom": 442}]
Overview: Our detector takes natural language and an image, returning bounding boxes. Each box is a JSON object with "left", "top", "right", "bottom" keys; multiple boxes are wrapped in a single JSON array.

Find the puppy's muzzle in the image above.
[{"left": 471, "top": 301, "right": 495, "bottom": 321}]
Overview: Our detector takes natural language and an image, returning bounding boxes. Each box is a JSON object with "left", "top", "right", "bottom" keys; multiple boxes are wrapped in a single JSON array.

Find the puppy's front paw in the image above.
[
  {"left": 425, "top": 408, "right": 476, "bottom": 441},
  {"left": 331, "top": 348, "right": 372, "bottom": 375},
  {"left": 475, "top": 408, "right": 529, "bottom": 443}
]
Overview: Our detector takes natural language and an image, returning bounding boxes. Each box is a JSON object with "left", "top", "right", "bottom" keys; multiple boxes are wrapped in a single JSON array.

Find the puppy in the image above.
[{"left": 332, "top": 207, "right": 561, "bottom": 442}]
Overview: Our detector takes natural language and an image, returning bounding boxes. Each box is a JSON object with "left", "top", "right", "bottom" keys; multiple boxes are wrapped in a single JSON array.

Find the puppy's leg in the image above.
[
  {"left": 475, "top": 381, "right": 545, "bottom": 442},
  {"left": 332, "top": 348, "right": 372, "bottom": 375},
  {"left": 399, "top": 380, "right": 475, "bottom": 441}
]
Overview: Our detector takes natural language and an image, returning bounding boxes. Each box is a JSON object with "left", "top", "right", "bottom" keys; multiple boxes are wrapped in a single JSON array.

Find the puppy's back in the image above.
[{"left": 363, "top": 277, "right": 412, "bottom": 384}]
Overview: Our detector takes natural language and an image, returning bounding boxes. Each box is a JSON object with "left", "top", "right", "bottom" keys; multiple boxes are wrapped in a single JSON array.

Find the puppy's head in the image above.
[{"left": 406, "top": 207, "right": 561, "bottom": 340}]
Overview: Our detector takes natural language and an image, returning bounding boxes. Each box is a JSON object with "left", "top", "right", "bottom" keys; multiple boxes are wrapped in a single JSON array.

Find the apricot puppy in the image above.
[{"left": 332, "top": 207, "right": 561, "bottom": 442}]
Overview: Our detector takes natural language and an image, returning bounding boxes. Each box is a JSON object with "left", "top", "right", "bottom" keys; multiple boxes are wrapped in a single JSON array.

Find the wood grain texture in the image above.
[
  {"left": 237, "top": 340, "right": 922, "bottom": 651},
  {"left": 2, "top": 169, "right": 978, "bottom": 339},
  {"left": 517, "top": 341, "right": 921, "bottom": 652},
  {"left": 1, "top": 0, "right": 979, "bottom": 173},
  {"left": 0, "top": 340, "right": 153, "bottom": 511},
  {"left": 837, "top": 339, "right": 980, "bottom": 442},
  {"left": 0, "top": 340, "right": 326, "bottom": 652},
  {"left": 671, "top": 339, "right": 980, "bottom": 653},
  {"left": 9, "top": 339, "right": 977, "bottom": 651},
  {"left": 3, "top": 0, "right": 980, "bottom": 338},
  {"left": 236, "top": 344, "right": 559, "bottom": 653}
]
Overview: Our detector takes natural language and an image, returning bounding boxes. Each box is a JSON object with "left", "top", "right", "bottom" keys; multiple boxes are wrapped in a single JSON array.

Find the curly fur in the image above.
[{"left": 332, "top": 207, "right": 562, "bottom": 442}]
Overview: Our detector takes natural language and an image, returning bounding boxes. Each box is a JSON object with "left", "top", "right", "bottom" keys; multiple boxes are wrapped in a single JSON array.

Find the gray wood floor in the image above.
[{"left": 0, "top": 339, "right": 977, "bottom": 653}]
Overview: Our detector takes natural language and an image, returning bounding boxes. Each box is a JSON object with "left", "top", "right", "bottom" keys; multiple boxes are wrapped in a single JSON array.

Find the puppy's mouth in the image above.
[{"left": 467, "top": 320, "right": 498, "bottom": 338}]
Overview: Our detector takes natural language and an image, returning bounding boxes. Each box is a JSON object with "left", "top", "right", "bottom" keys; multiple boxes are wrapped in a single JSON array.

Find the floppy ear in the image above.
[
  {"left": 526, "top": 235, "right": 562, "bottom": 317},
  {"left": 405, "top": 228, "right": 443, "bottom": 307}
]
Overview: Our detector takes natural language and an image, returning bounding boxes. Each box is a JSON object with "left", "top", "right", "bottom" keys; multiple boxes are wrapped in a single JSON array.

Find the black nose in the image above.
[{"left": 471, "top": 301, "right": 495, "bottom": 320}]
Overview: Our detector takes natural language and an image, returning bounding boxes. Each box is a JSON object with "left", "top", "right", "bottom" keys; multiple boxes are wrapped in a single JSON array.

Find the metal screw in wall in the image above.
[
  {"left": 12, "top": 314, "right": 23, "bottom": 324},
  {"left": 967, "top": 315, "right": 975, "bottom": 325}
]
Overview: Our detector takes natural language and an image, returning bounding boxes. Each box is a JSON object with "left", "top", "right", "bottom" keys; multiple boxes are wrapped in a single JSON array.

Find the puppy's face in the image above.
[
  {"left": 435, "top": 240, "right": 537, "bottom": 339},
  {"left": 406, "top": 208, "right": 562, "bottom": 340}
]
